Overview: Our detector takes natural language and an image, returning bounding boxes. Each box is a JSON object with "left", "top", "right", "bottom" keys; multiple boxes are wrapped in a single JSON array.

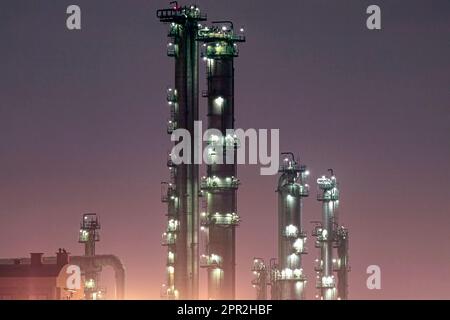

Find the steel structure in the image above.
[
  {"left": 78, "top": 213, "right": 104, "bottom": 299},
  {"left": 157, "top": 2, "right": 206, "bottom": 300},
  {"left": 314, "top": 170, "right": 350, "bottom": 300},
  {"left": 269, "top": 153, "right": 309, "bottom": 300},
  {"left": 251, "top": 258, "right": 269, "bottom": 300},
  {"left": 197, "top": 21, "right": 245, "bottom": 300}
]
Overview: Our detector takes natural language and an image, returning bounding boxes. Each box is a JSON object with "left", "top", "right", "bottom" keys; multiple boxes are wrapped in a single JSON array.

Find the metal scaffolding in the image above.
[{"left": 78, "top": 213, "right": 104, "bottom": 300}]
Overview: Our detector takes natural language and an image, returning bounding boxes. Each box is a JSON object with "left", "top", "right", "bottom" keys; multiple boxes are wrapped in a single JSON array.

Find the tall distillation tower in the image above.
[
  {"left": 314, "top": 170, "right": 350, "bottom": 300},
  {"left": 197, "top": 21, "right": 245, "bottom": 300},
  {"left": 270, "top": 153, "right": 309, "bottom": 300},
  {"left": 157, "top": 2, "right": 206, "bottom": 300}
]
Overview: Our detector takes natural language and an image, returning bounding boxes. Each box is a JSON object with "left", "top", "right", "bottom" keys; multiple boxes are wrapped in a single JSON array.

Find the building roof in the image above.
[{"left": 0, "top": 264, "right": 63, "bottom": 278}]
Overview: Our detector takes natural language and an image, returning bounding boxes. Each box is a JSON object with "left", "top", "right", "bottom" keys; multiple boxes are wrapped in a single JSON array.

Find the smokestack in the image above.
[{"left": 56, "top": 248, "right": 69, "bottom": 267}]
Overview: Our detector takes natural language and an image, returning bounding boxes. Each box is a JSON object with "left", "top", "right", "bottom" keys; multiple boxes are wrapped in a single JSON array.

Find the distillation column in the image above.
[
  {"left": 157, "top": 3, "right": 206, "bottom": 300},
  {"left": 271, "top": 153, "right": 309, "bottom": 300},
  {"left": 314, "top": 170, "right": 349, "bottom": 300},
  {"left": 198, "top": 22, "right": 245, "bottom": 300}
]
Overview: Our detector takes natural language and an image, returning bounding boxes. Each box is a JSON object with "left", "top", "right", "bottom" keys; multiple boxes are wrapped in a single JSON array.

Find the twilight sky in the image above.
[{"left": 0, "top": 0, "right": 449, "bottom": 299}]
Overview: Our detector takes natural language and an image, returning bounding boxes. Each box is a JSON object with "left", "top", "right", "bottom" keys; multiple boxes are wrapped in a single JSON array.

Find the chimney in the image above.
[
  {"left": 30, "top": 253, "right": 43, "bottom": 266},
  {"left": 56, "top": 248, "right": 69, "bottom": 266}
]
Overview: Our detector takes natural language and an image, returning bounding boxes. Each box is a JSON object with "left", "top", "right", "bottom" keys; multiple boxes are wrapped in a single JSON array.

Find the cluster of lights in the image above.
[
  {"left": 321, "top": 275, "right": 335, "bottom": 287},
  {"left": 285, "top": 224, "right": 298, "bottom": 237},
  {"left": 276, "top": 268, "right": 305, "bottom": 280},
  {"left": 201, "top": 175, "right": 239, "bottom": 189},
  {"left": 201, "top": 212, "right": 240, "bottom": 225},
  {"left": 201, "top": 253, "right": 222, "bottom": 267},
  {"left": 85, "top": 278, "right": 95, "bottom": 289},
  {"left": 167, "top": 219, "right": 179, "bottom": 232},
  {"left": 293, "top": 238, "right": 305, "bottom": 253},
  {"left": 161, "top": 231, "right": 177, "bottom": 245}
]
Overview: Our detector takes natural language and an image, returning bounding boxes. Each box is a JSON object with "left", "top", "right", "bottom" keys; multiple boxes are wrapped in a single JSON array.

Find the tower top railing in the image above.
[{"left": 157, "top": 4, "right": 206, "bottom": 23}]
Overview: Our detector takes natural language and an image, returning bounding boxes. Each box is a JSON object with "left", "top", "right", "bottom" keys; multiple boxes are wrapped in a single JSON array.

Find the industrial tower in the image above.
[
  {"left": 314, "top": 170, "right": 350, "bottom": 300},
  {"left": 252, "top": 154, "right": 309, "bottom": 300},
  {"left": 251, "top": 258, "right": 269, "bottom": 300},
  {"left": 157, "top": 2, "right": 205, "bottom": 300},
  {"left": 78, "top": 213, "right": 103, "bottom": 299},
  {"left": 198, "top": 21, "right": 245, "bottom": 300},
  {"left": 271, "top": 153, "right": 309, "bottom": 299}
]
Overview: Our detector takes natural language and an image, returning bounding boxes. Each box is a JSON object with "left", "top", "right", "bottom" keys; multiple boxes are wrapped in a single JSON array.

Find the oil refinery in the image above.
[
  {"left": 0, "top": 2, "right": 354, "bottom": 301},
  {"left": 156, "top": 3, "right": 350, "bottom": 301}
]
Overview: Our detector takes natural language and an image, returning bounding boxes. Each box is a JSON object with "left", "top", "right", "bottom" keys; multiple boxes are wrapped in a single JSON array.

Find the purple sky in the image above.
[{"left": 0, "top": 0, "right": 449, "bottom": 299}]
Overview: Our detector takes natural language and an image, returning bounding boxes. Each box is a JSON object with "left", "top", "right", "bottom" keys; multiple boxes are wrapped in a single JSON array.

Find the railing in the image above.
[
  {"left": 168, "top": 24, "right": 180, "bottom": 38},
  {"left": 252, "top": 259, "right": 267, "bottom": 272},
  {"left": 279, "top": 163, "right": 301, "bottom": 172},
  {"left": 167, "top": 120, "right": 177, "bottom": 134},
  {"left": 167, "top": 44, "right": 178, "bottom": 57},
  {"left": 207, "top": 134, "right": 240, "bottom": 149},
  {"left": 201, "top": 213, "right": 240, "bottom": 226},
  {"left": 272, "top": 268, "right": 306, "bottom": 282},
  {"left": 78, "top": 230, "right": 100, "bottom": 243},
  {"left": 200, "top": 254, "right": 222, "bottom": 268},
  {"left": 161, "top": 185, "right": 176, "bottom": 203},
  {"left": 316, "top": 276, "right": 336, "bottom": 288},
  {"left": 201, "top": 176, "right": 239, "bottom": 190},
  {"left": 161, "top": 232, "right": 176, "bottom": 246},
  {"left": 197, "top": 30, "right": 245, "bottom": 43},
  {"left": 160, "top": 286, "right": 178, "bottom": 300},
  {"left": 166, "top": 219, "right": 180, "bottom": 232},
  {"left": 282, "top": 226, "right": 307, "bottom": 239},
  {"left": 286, "top": 185, "right": 309, "bottom": 197},
  {"left": 203, "top": 44, "right": 238, "bottom": 58},
  {"left": 157, "top": 6, "right": 206, "bottom": 22},
  {"left": 166, "top": 88, "right": 178, "bottom": 103},
  {"left": 317, "top": 191, "right": 339, "bottom": 201}
]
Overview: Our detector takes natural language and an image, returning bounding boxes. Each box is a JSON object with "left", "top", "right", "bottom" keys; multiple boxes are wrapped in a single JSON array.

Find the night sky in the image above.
[{"left": 0, "top": 0, "right": 449, "bottom": 299}]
